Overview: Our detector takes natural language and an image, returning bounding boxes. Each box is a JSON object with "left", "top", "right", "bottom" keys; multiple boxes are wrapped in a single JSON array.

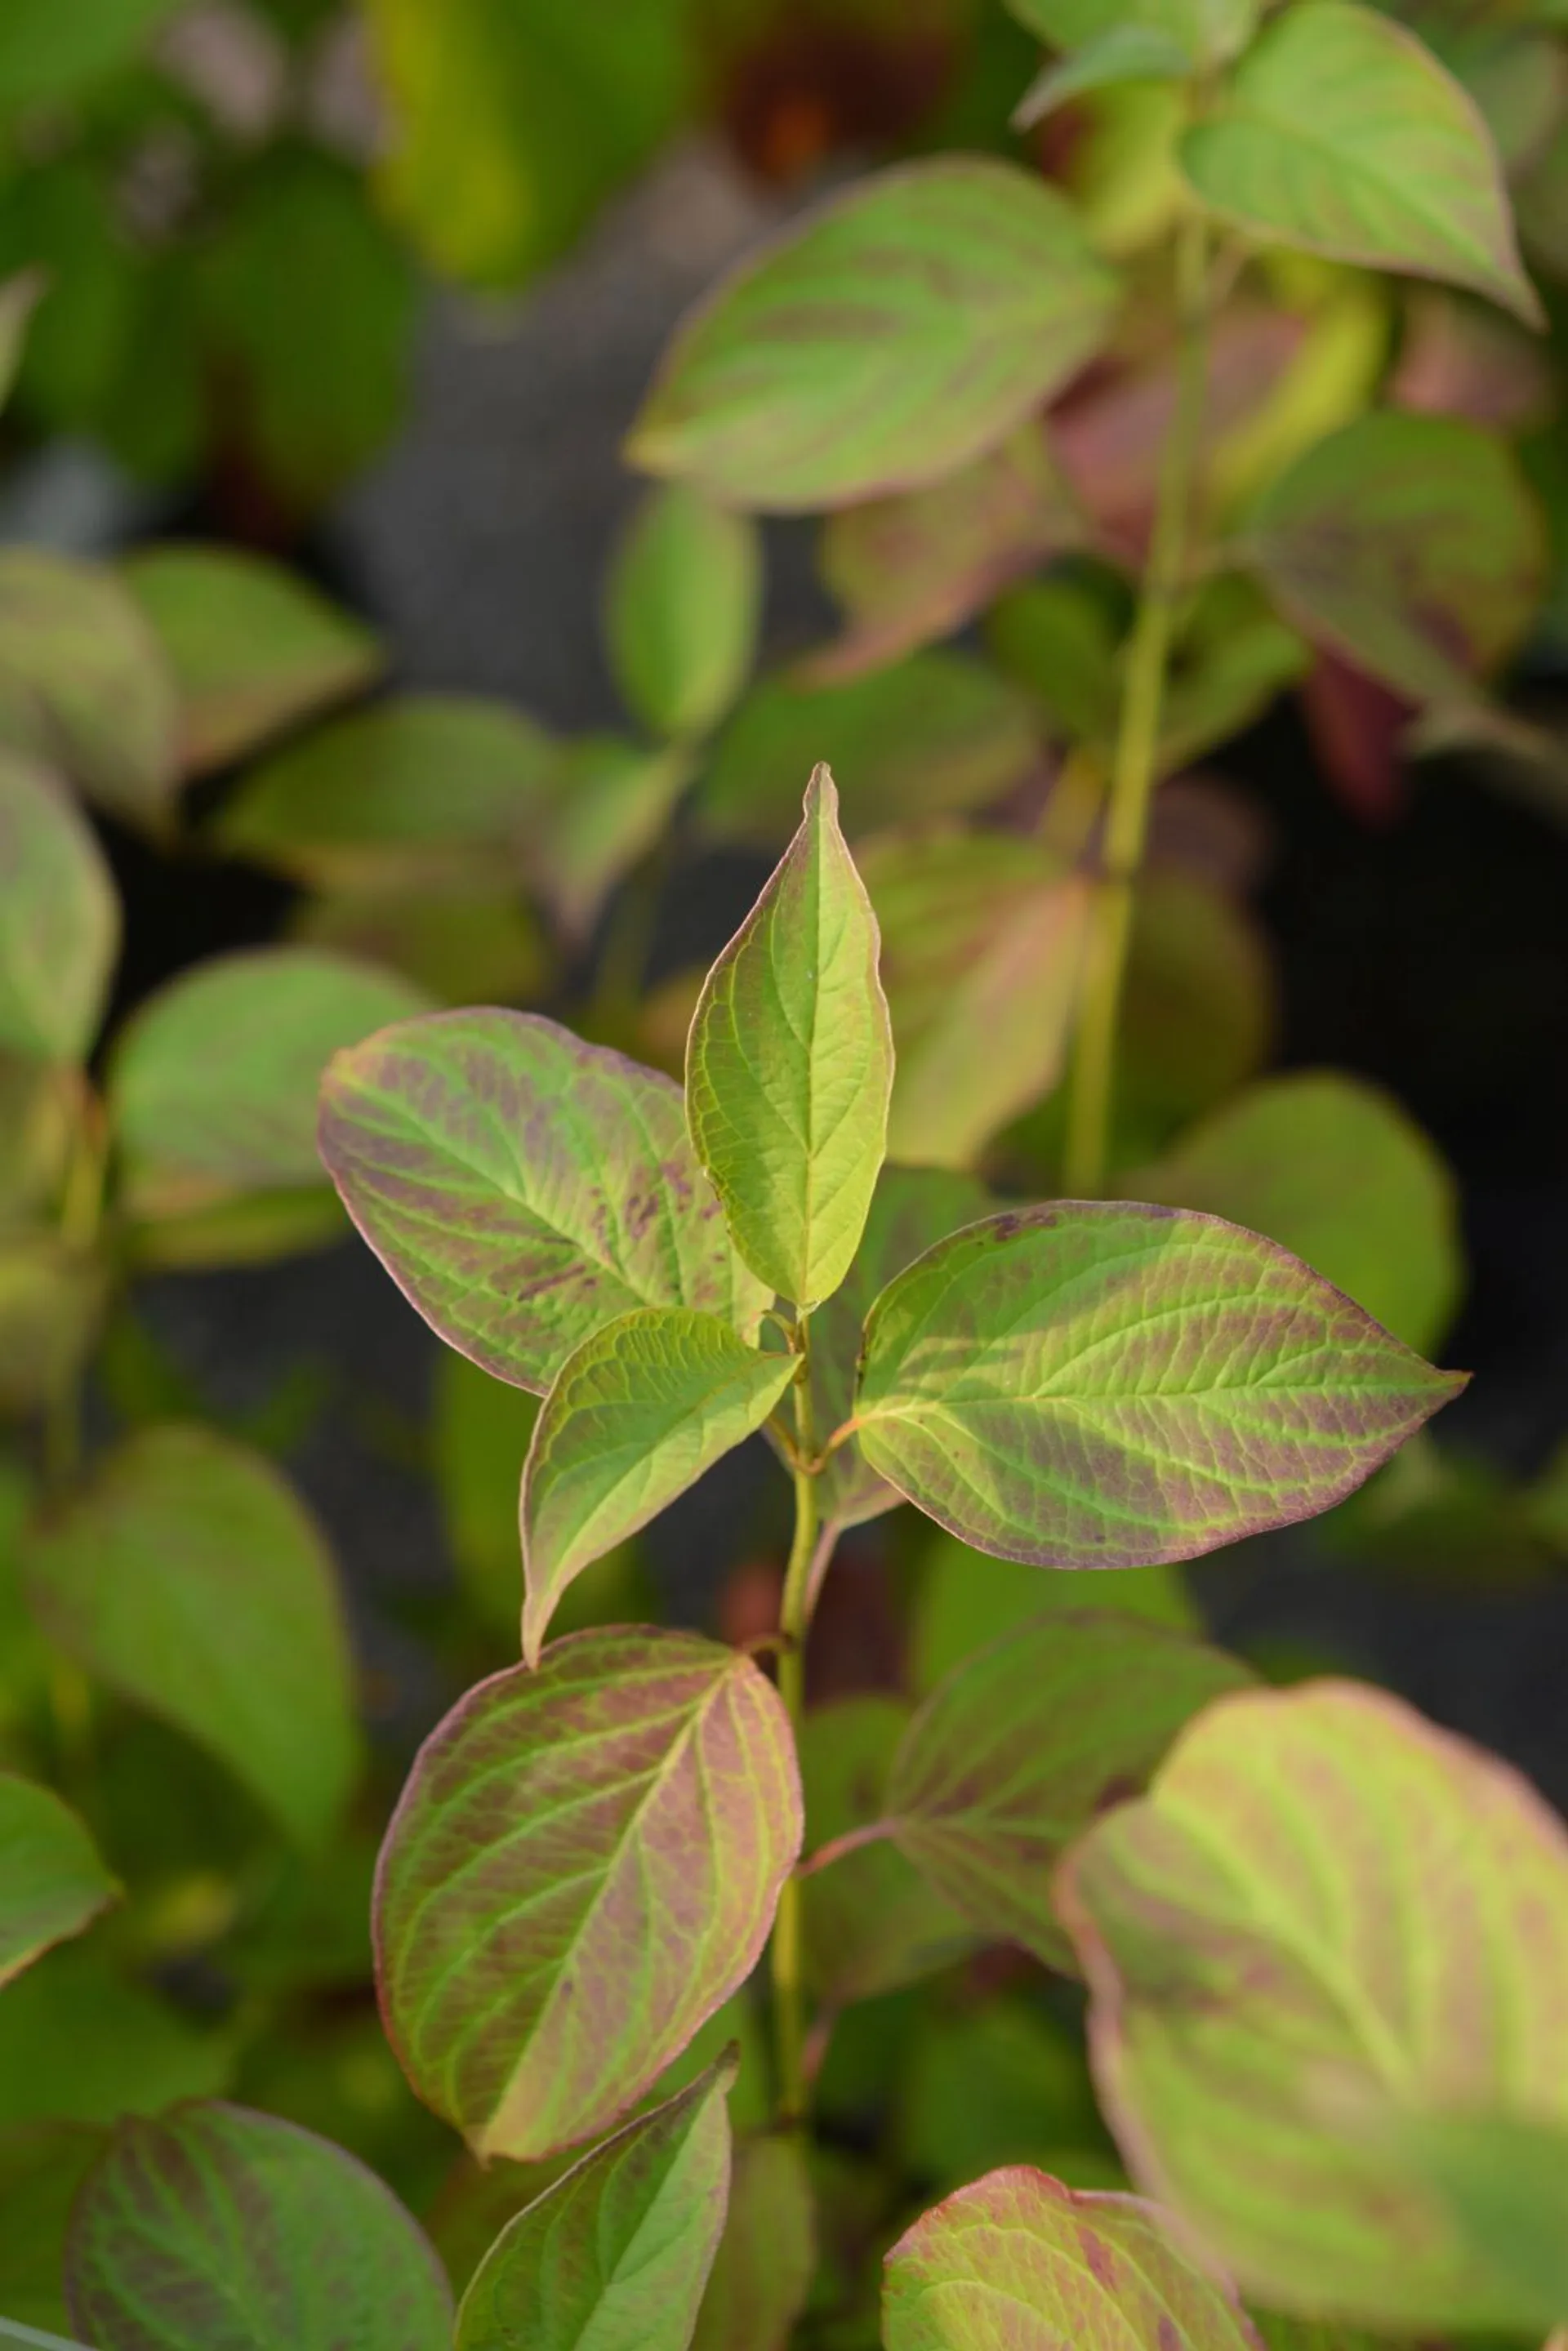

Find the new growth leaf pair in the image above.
[{"left": 323, "top": 768, "right": 1460, "bottom": 1674}]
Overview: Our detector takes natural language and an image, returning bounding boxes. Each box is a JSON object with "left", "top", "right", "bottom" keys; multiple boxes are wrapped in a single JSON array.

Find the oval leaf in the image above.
[
  {"left": 809, "top": 1164, "right": 991, "bottom": 1534},
  {"left": 814, "top": 426, "right": 1083, "bottom": 679},
  {"left": 1057, "top": 1680, "right": 1568, "bottom": 2327},
  {"left": 1134, "top": 1071, "right": 1462, "bottom": 1353},
  {"left": 0, "top": 550, "right": 180, "bottom": 829},
  {"left": 693, "top": 2130, "right": 815, "bottom": 2351},
  {"left": 1245, "top": 410, "right": 1545, "bottom": 709},
  {"left": 1181, "top": 1, "right": 1541, "bottom": 325},
  {"left": 701, "top": 652, "right": 1036, "bottom": 848},
  {"left": 22, "top": 1426, "right": 361, "bottom": 1849},
  {"left": 889, "top": 1613, "right": 1251, "bottom": 1970},
  {"left": 375, "top": 1627, "right": 802, "bottom": 2161},
  {"left": 215, "top": 696, "right": 560, "bottom": 888},
  {"left": 687, "top": 764, "right": 893, "bottom": 1310},
  {"left": 0, "top": 746, "right": 118, "bottom": 1063},
  {"left": 1007, "top": 0, "right": 1257, "bottom": 65},
  {"left": 124, "top": 545, "right": 382, "bottom": 777},
  {"left": 113, "top": 946, "right": 430, "bottom": 1212},
  {"left": 884, "top": 2166, "right": 1263, "bottom": 2351},
  {"left": 629, "top": 158, "right": 1119, "bottom": 511},
  {"left": 854, "top": 1203, "right": 1465, "bottom": 1566},
  {"left": 319, "top": 1009, "right": 768, "bottom": 1393},
  {"left": 606, "top": 483, "right": 761, "bottom": 743},
  {"left": 455, "top": 2053, "right": 736, "bottom": 2351},
  {"left": 523, "top": 1310, "right": 795, "bottom": 1663},
  {"left": 65, "top": 2099, "right": 452, "bottom": 2351},
  {"left": 0, "top": 1772, "right": 118, "bottom": 1990}
]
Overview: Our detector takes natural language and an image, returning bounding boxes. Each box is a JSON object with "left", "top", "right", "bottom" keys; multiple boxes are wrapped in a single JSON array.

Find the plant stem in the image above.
[
  {"left": 1062, "top": 208, "right": 1212, "bottom": 1200},
  {"left": 770, "top": 1326, "right": 823, "bottom": 2126}
]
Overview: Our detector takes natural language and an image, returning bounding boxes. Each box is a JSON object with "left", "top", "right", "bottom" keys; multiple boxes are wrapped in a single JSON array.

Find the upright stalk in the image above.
[
  {"left": 771, "top": 1322, "right": 822, "bottom": 2125},
  {"left": 1062, "top": 208, "right": 1213, "bottom": 1199}
]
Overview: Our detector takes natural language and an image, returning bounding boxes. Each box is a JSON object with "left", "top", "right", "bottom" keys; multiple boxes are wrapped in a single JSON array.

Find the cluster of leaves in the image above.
[{"left": 4, "top": 0, "right": 1568, "bottom": 2347}]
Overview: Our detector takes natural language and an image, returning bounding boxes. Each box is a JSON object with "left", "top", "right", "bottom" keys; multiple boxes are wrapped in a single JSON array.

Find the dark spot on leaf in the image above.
[{"left": 1078, "top": 2224, "right": 1118, "bottom": 2290}]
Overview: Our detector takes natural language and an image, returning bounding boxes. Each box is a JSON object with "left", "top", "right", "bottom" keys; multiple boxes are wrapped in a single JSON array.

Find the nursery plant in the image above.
[{"left": 4, "top": 0, "right": 1568, "bottom": 2346}]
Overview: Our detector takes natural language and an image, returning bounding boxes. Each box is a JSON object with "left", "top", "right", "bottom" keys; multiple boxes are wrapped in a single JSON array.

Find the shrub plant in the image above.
[{"left": 4, "top": 1, "right": 1568, "bottom": 2346}]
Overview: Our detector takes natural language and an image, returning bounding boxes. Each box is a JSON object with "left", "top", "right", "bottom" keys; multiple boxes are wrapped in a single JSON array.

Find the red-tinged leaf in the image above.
[
  {"left": 318, "top": 1009, "right": 769, "bottom": 1395},
  {"left": 1057, "top": 1680, "right": 1568, "bottom": 2327},
  {"left": 888, "top": 1613, "right": 1252, "bottom": 1970},
  {"left": 455, "top": 2054, "right": 737, "bottom": 2351},
  {"left": 628, "top": 158, "right": 1119, "bottom": 512},
  {"left": 808, "top": 1164, "right": 992, "bottom": 1534},
  {"left": 1245, "top": 410, "right": 1547, "bottom": 710},
  {"left": 65, "top": 2099, "right": 452, "bottom": 2351},
  {"left": 375, "top": 1627, "right": 802, "bottom": 2162},
  {"left": 812, "top": 426, "right": 1085, "bottom": 680},
  {"left": 1392, "top": 291, "right": 1552, "bottom": 436},
  {"left": 1297, "top": 648, "right": 1412, "bottom": 829},
  {"left": 0, "top": 1773, "right": 118, "bottom": 1990},
  {"left": 884, "top": 2166, "right": 1263, "bottom": 2351},
  {"left": 854, "top": 1203, "right": 1465, "bottom": 1568}
]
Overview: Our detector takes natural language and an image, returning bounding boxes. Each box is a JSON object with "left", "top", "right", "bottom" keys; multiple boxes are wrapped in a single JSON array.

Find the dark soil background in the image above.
[{"left": 16, "top": 146, "right": 1566, "bottom": 1807}]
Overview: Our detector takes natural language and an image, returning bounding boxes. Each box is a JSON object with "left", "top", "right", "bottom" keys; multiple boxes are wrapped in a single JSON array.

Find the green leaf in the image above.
[
  {"left": 814, "top": 426, "right": 1084, "bottom": 679},
  {"left": 1135, "top": 1071, "right": 1463, "bottom": 1353},
  {"left": 808, "top": 1166, "right": 991, "bottom": 1534},
  {"left": 0, "top": 747, "right": 118, "bottom": 1063},
  {"left": 66, "top": 2099, "right": 452, "bottom": 2351},
  {"left": 375, "top": 1627, "right": 801, "bottom": 2161},
  {"left": 629, "top": 158, "right": 1120, "bottom": 512},
  {"left": 693, "top": 2130, "right": 815, "bottom": 2351},
  {"left": 319, "top": 1009, "right": 769, "bottom": 1393},
  {"left": 216, "top": 695, "right": 561, "bottom": 889},
  {"left": 536, "top": 736, "right": 690, "bottom": 946},
  {"left": 0, "top": 0, "right": 183, "bottom": 115},
  {"left": 801, "top": 1698, "right": 978, "bottom": 2006},
  {"left": 687, "top": 764, "right": 893, "bottom": 1309},
  {"left": 884, "top": 2167, "right": 1263, "bottom": 2351},
  {"left": 854, "top": 1203, "right": 1465, "bottom": 1567},
  {"left": 112, "top": 946, "right": 430, "bottom": 1215},
  {"left": 700, "top": 651, "right": 1037, "bottom": 848},
  {"left": 0, "top": 550, "right": 180, "bottom": 830},
  {"left": 1014, "top": 26, "right": 1201, "bottom": 131},
  {"left": 0, "top": 1943, "right": 233, "bottom": 2127},
  {"left": 987, "top": 572, "right": 1123, "bottom": 751},
  {"left": 196, "top": 147, "right": 416, "bottom": 508},
  {"left": 1390, "top": 2108, "right": 1568, "bottom": 2325},
  {"left": 363, "top": 0, "right": 688, "bottom": 288},
  {"left": 912, "top": 1529, "right": 1196, "bottom": 1694},
  {"left": 522, "top": 1309, "right": 795, "bottom": 1663},
  {"left": 1181, "top": 1, "right": 1542, "bottom": 325},
  {"left": 0, "top": 269, "right": 45, "bottom": 412},
  {"left": 455, "top": 2054, "right": 736, "bottom": 2351},
  {"left": 606, "top": 484, "right": 761, "bottom": 743},
  {"left": 1058, "top": 1680, "right": 1568, "bottom": 2327},
  {"left": 1245, "top": 410, "right": 1546, "bottom": 708},
  {"left": 0, "top": 1773, "right": 118, "bottom": 1989},
  {"left": 123, "top": 545, "right": 382, "bottom": 777},
  {"left": 899, "top": 2001, "right": 1107, "bottom": 2195},
  {"left": 1118, "top": 870, "right": 1274, "bottom": 1146},
  {"left": 864, "top": 828, "right": 1092, "bottom": 1173},
  {"left": 294, "top": 880, "right": 550, "bottom": 1009},
  {"left": 0, "top": 1233, "right": 105, "bottom": 1414},
  {"left": 22, "top": 1426, "right": 360, "bottom": 1849},
  {"left": 887, "top": 1613, "right": 1250, "bottom": 1970}
]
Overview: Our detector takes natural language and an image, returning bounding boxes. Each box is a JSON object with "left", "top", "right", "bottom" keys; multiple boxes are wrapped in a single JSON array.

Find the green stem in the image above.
[
  {"left": 770, "top": 1327, "right": 825, "bottom": 2126},
  {"left": 1062, "top": 208, "right": 1212, "bottom": 1200}
]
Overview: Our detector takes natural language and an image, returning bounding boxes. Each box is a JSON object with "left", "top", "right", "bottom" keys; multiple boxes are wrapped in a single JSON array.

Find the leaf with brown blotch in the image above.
[
  {"left": 375, "top": 1628, "right": 802, "bottom": 2162},
  {"left": 1057, "top": 1678, "right": 1568, "bottom": 2327},
  {"left": 318, "top": 1008, "right": 770, "bottom": 1394},
  {"left": 888, "top": 1612, "right": 1252, "bottom": 1970},
  {"left": 884, "top": 2165, "right": 1264, "bottom": 2351},
  {"left": 854, "top": 1202, "right": 1465, "bottom": 1567}
]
